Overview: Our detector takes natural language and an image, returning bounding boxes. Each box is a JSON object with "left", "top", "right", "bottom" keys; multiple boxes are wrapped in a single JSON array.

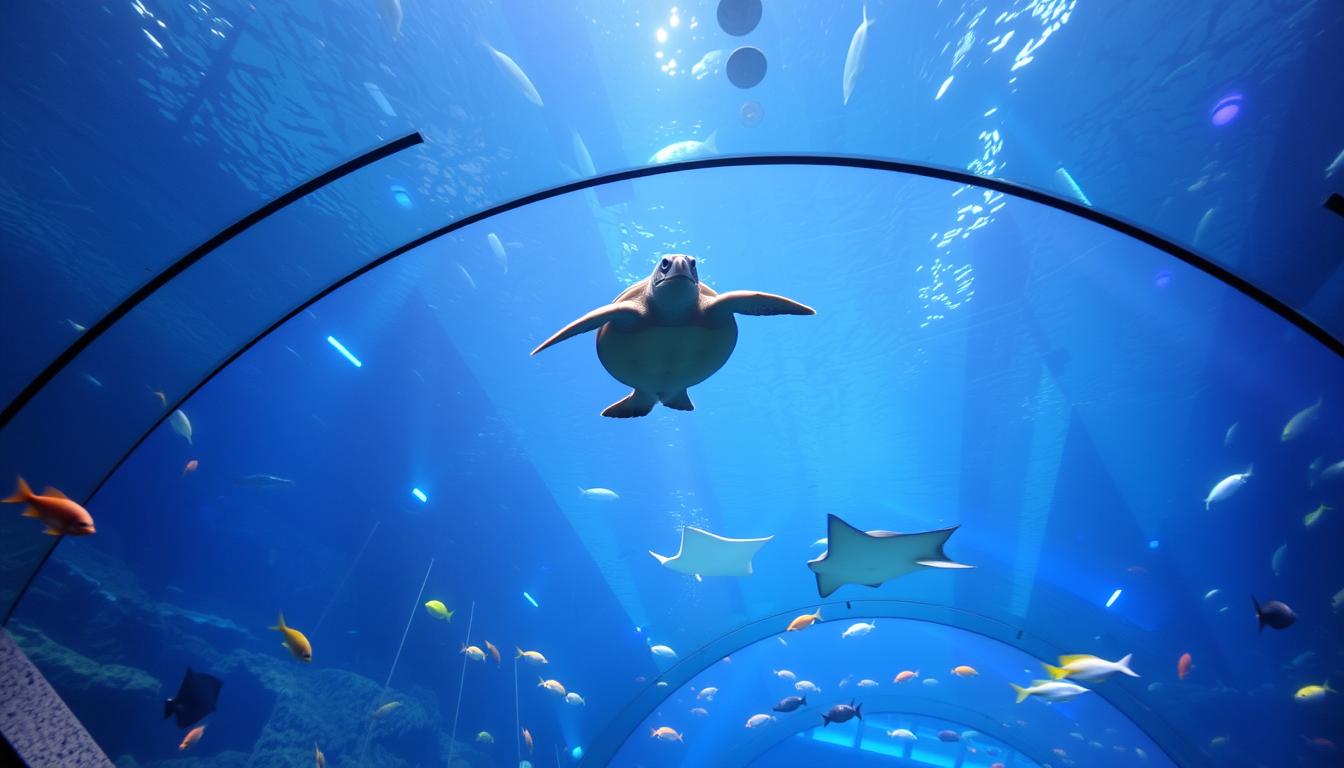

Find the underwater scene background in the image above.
[{"left": 2, "top": 1, "right": 1344, "bottom": 768}]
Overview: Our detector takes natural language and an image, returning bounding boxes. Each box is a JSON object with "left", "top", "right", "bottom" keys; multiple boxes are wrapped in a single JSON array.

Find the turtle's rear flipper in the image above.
[
  {"left": 660, "top": 390, "right": 694, "bottom": 411},
  {"left": 602, "top": 390, "right": 657, "bottom": 418}
]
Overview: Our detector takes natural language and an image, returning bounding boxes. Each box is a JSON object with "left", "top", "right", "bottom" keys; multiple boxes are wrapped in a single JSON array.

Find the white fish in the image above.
[
  {"left": 65, "top": 319, "right": 86, "bottom": 333},
  {"left": 487, "top": 232, "right": 508, "bottom": 273},
  {"left": 579, "top": 487, "right": 619, "bottom": 501},
  {"left": 776, "top": 636, "right": 788, "bottom": 647},
  {"left": 691, "top": 49, "right": 723, "bottom": 80},
  {"left": 1332, "top": 586, "right": 1344, "bottom": 612},
  {"left": 564, "top": 692, "right": 585, "bottom": 706},
  {"left": 1203, "top": 589, "right": 1221, "bottom": 601},
  {"left": 1272, "top": 543, "right": 1287, "bottom": 576},
  {"left": 456, "top": 263, "right": 477, "bottom": 290},
  {"left": 841, "top": 621, "right": 875, "bottom": 639},
  {"left": 1012, "top": 680, "right": 1090, "bottom": 703},
  {"left": 1327, "top": 146, "right": 1344, "bottom": 178},
  {"left": 170, "top": 409, "right": 193, "bottom": 445},
  {"left": 83, "top": 374, "right": 103, "bottom": 388},
  {"left": 1204, "top": 467, "right": 1251, "bottom": 510},
  {"left": 857, "top": 678, "right": 879, "bottom": 688},
  {"left": 571, "top": 131, "right": 596, "bottom": 177},
  {"left": 649, "top": 132, "right": 717, "bottom": 164},
  {"left": 1282, "top": 397, "right": 1322, "bottom": 441},
  {"left": 1223, "top": 421, "right": 1238, "bottom": 448},
  {"left": 696, "top": 687, "right": 717, "bottom": 701},
  {"left": 1193, "top": 207, "right": 1216, "bottom": 248},
  {"left": 887, "top": 728, "right": 916, "bottom": 740},
  {"left": 484, "top": 41, "right": 543, "bottom": 106},
  {"left": 921, "top": 677, "right": 939, "bottom": 687},
  {"left": 812, "top": 537, "right": 828, "bottom": 547},
  {"left": 1045, "top": 653, "right": 1139, "bottom": 682},
  {"left": 1321, "top": 458, "right": 1344, "bottom": 486},
  {"left": 772, "top": 669, "right": 796, "bottom": 681},
  {"left": 842, "top": 4, "right": 875, "bottom": 105},
  {"left": 650, "top": 644, "right": 677, "bottom": 659},
  {"left": 794, "top": 680, "right": 820, "bottom": 694},
  {"left": 376, "top": 0, "right": 403, "bottom": 40},
  {"left": 745, "top": 714, "right": 774, "bottom": 728}
]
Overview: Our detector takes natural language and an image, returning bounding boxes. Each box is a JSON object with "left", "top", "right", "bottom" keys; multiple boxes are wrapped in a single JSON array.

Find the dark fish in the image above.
[
  {"left": 164, "top": 667, "right": 222, "bottom": 728},
  {"left": 773, "top": 695, "right": 806, "bottom": 713},
  {"left": 938, "top": 729, "right": 960, "bottom": 742},
  {"left": 1252, "top": 596, "right": 1296, "bottom": 631},
  {"left": 821, "top": 701, "right": 861, "bottom": 727}
]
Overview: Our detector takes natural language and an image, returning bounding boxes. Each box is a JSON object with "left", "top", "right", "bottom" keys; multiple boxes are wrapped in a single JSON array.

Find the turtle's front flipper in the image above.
[
  {"left": 602, "top": 390, "right": 658, "bottom": 418},
  {"left": 708, "top": 291, "right": 815, "bottom": 317},
  {"left": 531, "top": 302, "right": 641, "bottom": 355}
]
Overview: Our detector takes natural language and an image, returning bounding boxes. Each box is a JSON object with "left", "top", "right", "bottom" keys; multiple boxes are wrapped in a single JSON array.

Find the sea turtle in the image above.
[{"left": 531, "top": 254, "right": 814, "bottom": 417}]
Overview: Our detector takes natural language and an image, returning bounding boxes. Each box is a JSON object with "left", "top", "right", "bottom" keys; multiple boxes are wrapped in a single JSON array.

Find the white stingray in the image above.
[
  {"left": 650, "top": 526, "right": 773, "bottom": 578},
  {"left": 807, "top": 514, "right": 972, "bottom": 597}
]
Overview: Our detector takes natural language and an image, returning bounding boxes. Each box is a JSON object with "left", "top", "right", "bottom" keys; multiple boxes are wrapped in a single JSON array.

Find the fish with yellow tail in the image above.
[
  {"left": 1042, "top": 653, "right": 1139, "bottom": 682},
  {"left": 3, "top": 477, "right": 95, "bottom": 536},
  {"left": 516, "top": 647, "right": 548, "bottom": 665},
  {"left": 1295, "top": 682, "right": 1334, "bottom": 703},
  {"left": 270, "top": 612, "right": 312, "bottom": 662},
  {"left": 786, "top": 608, "right": 822, "bottom": 632},
  {"left": 424, "top": 600, "right": 453, "bottom": 621},
  {"left": 461, "top": 644, "right": 486, "bottom": 662},
  {"left": 1011, "top": 680, "right": 1090, "bottom": 703}
]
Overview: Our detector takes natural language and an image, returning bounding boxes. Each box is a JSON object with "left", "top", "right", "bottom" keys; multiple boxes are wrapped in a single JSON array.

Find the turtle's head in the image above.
[{"left": 649, "top": 254, "right": 700, "bottom": 311}]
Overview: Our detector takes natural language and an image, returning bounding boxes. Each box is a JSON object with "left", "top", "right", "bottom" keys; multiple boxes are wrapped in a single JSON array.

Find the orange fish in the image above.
[
  {"left": 523, "top": 727, "right": 533, "bottom": 755},
  {"left": 3, "top": 477, "right": 95, "bottom": 536},
  {"left": 182, "top": 460, "right": 199, "bottom": 476},
  {"left": 1177, "top": 652, "right": 1192, "bottom": 680},
  {"left": 952, "top": 665, "right": 978, "bottom": 677},
  {"left": 894, "top": 670, "right": 919, "bottom": 683},
  {"left": 179, "top": 724, "right": 205, "bottom": 750},
  {"left": 485, "top": 640, "right": 501, "bottom": 665},
  {"left": 786, "top": 608, "right": 822, "bottom": 632}
]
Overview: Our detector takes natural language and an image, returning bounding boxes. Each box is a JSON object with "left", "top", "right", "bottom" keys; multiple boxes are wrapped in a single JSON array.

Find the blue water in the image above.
[{"left": 3, "top": 2, "right": 1344, "bottom": 768}]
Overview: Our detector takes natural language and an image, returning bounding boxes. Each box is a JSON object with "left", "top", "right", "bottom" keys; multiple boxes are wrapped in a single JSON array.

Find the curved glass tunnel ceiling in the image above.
[
  {"left": 616, "top": 618, "right": 1163, "bottom": 767},
  {"left": 4, "top": 164, "right": 1343, "bottom": 767},
  {"left": 4, "top": 0, "right": 1344, "bottom": 414}
]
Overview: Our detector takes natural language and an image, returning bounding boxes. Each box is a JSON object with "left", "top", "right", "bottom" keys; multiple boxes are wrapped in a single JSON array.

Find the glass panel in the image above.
[{"left": 7, "top": 165, "right": 1341, "bottom": 766}]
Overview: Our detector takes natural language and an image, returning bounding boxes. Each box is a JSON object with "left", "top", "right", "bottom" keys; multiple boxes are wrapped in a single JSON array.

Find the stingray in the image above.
[
  {"left": 650, "top": 526, "right": 774, "bottom": 579},
  {"left": 807, "top": 514, "right": 973, "bottom": 598},
  {"left": 164, "top": 667, "right": 222, "bottom": 728}
]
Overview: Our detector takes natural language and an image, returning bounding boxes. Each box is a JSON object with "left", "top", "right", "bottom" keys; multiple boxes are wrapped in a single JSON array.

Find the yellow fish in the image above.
[
  {"left": 516, "top": 647, "right": 548, "bottom": 665},
  {"left": 538, "top": 676, "right": 566, "bottom": 696},
  {"left": 461, "top": 644, "right": 486, "bottom": 662},
  {"left": 372, "top": 700, "right": 402, "bottom": 718},
  {"left": 484, "top": 640, "right": 501, "bottom": 665},
  {"left": 424, "top": 600, "right": 453, "bottom": 621},
  {"left": 270, "top": 612, "right": 312, "bottom": 662},
  {"left": 1304, "top": 504, "right": 1331, "bottom": 527},
  {"left": 314, "top": 744, "right": 326, "bottom": 768},
  {"left": 786, "top": 608, "right": 822, "bottom": 632},
  {"left": 1295, "top": 682, "right": 1334, "bottom": 702}
]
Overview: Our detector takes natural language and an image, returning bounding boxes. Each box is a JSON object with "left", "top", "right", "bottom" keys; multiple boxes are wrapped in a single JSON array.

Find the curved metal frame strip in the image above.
[
  {"left": 577, "top": 599, "right": 1192, "bottom": 767},
  {"left": 0, "top": 131, "right": 425, "bottom": 432},
  {"left": 0, "top": 153, "right": 1324, "bottom": 761}
]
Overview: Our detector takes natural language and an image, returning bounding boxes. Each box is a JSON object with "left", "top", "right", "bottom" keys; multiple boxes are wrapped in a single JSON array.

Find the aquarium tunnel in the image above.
[{"left": 1, "top": 1, "right": 1343, "bottom": 767}]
